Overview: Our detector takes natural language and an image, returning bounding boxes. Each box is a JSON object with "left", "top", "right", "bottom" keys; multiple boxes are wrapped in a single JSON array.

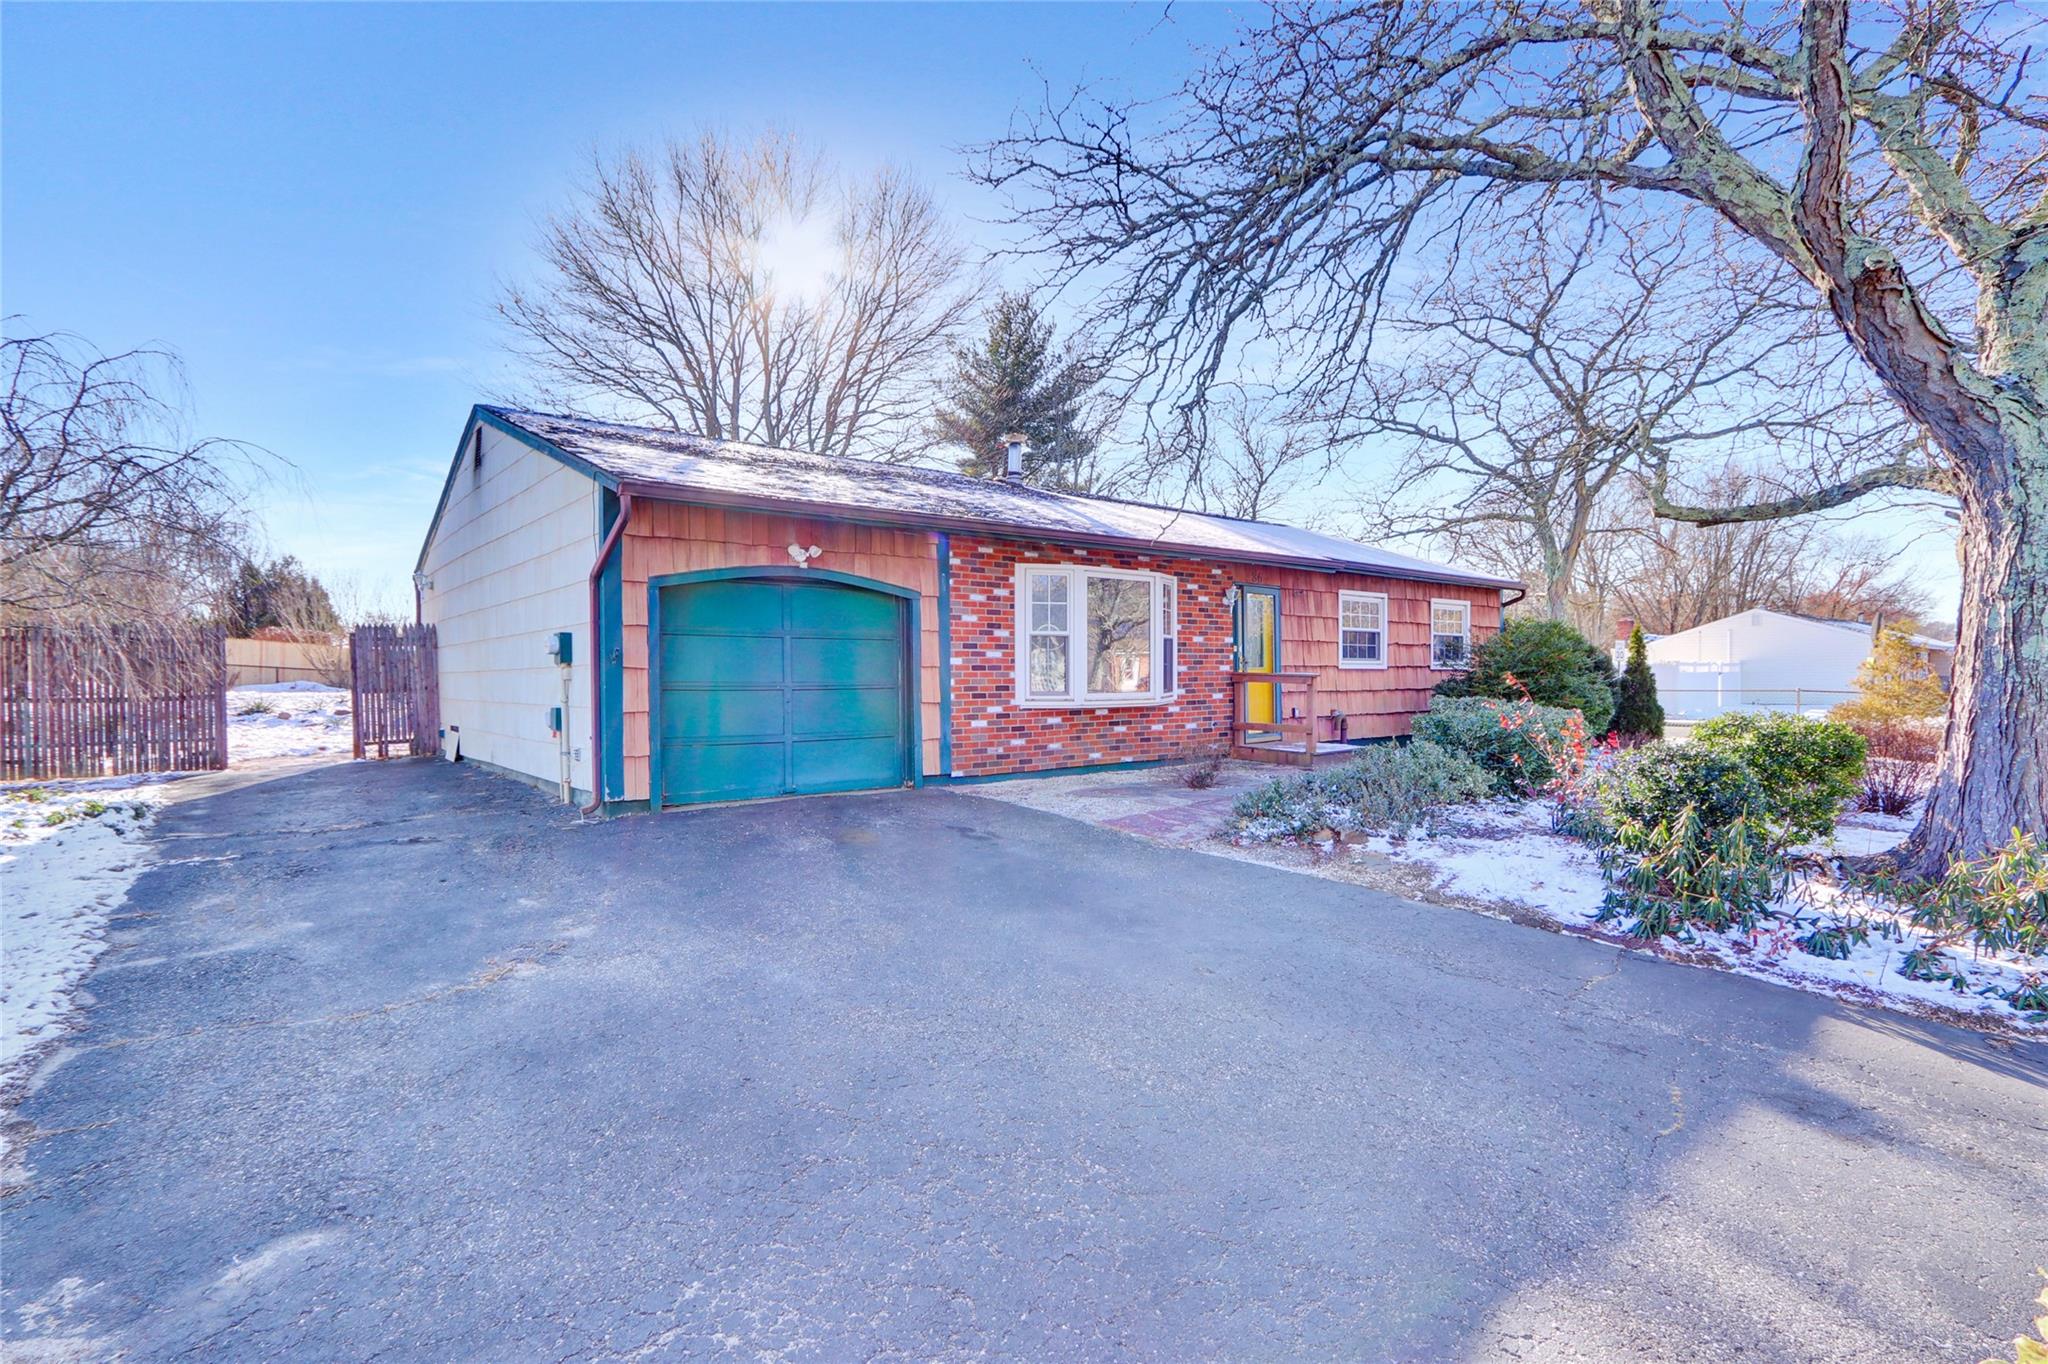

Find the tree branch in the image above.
[{"left": 1647, "top": 456, "right": 1953, "bottom": 527}]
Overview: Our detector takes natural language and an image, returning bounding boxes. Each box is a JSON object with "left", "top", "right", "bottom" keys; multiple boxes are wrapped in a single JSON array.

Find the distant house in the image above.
[
  {"left": 1613, "top": 608, "right": 1952, "bottom": 722},
  {"left": 413, "top": 406, "right": 1522, "bottom": 811}
]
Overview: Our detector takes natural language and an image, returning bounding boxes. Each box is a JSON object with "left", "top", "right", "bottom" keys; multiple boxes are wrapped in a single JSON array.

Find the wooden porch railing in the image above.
[{"left": 1229, "top": 670, "right": 1319, "bottom": 767}]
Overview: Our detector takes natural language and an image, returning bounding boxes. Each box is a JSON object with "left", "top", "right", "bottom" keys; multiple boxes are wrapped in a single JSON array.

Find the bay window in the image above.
[
  {"left": 1338, "top": 591, "right": 1387, "bottom": 668},
  {"left": 1015, "top": 565, "right": 1180, "bottom": 704},
  {"left": 1430, "top": 599, "right": 1472, "bottom": 670}
]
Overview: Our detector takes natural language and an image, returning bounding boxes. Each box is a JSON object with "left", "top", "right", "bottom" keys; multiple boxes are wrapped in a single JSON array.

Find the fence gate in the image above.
[
  {"left": 0, "top": 624, "right": 228, "bottom": 780},
  {"left": 349, "top": 624, "right": 440, "bottom": 759}
]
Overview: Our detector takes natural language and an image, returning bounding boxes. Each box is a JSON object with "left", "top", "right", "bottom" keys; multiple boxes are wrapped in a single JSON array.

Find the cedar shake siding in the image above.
[
  {"left": 617, "top": 503, "right": 944, "bottom": 802},
  {"left": 1234, "top": 567, "right": 1503, "bottom": 742},
  {"left": 609, "top": 514, "right": 1502, "bottom": 792}
]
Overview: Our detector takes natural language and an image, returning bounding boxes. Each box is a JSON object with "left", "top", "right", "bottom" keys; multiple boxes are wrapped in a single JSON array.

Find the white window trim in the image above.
[
  {"left": 1430, "top": 598, "right": 1473, "bottom": 672},
  {"left": 1337, "top": 590, "right": 1389, "bottom": 671},
  {"left": 1013, "top": 563, "right": 1182, "bottom": 706}
]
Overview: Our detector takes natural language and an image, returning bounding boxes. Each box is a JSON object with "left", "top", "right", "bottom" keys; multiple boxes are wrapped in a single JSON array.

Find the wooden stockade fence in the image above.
[
  {"left": 0, "top": 624, "right": 229, "bottom": 780},
  {"left": 350, "top": 624, "right": 440, "bottom": 759}
]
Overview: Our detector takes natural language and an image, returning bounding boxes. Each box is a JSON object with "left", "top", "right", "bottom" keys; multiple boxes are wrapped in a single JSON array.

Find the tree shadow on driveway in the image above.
[{"left": 3, "top": 760, "right": 2043, "bottom": 1361}]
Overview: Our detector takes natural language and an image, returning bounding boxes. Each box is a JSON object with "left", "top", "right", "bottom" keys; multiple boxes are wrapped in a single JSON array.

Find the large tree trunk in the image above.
[
  {"left": 1544, "top": 572, "right": 1571, "bottom": 621},
  {"left": 1895, "top": 432, "right": 2048, "bottom": 877}
]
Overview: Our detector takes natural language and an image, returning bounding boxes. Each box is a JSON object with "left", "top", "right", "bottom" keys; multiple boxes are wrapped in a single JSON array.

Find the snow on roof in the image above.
[
  {"left": 1666, "top": 608, "right": 1954, "bottom": 652},
  {"left": 483, "top": 406, "right": 1521, "bottom": 590},
  {"left": 1783, "top": 611, "right": 1876, "bottom": 633}
]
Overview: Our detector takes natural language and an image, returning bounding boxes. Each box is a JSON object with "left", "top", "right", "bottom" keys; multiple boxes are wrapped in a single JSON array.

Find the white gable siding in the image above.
[
  {"left": 418, "top": 426, "right": 600, "bottom": 798},
  {"left": 1643, "top": 610, "right": 1872, "bottom": 718}
]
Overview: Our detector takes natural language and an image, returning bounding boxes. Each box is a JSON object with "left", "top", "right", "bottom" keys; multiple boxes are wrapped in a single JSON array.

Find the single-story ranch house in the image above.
[{"left": 415, "top": 407, "right": 1523, "bottom": 811}]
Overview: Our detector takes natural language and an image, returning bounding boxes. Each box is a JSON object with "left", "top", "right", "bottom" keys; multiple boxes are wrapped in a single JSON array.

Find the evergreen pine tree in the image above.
[
  {"left": 1615, "top": 624, "right": 1665, "bottom": 741},
  {"left": 214, "top": 555, "right": 339, "bottom": 636},
  {"left": 931, "top": 292, "right": 1104, "bottom": 487}
]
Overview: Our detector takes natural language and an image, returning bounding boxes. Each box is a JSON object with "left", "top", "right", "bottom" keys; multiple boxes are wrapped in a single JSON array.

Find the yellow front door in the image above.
[{"left": 1238, "top": 587, "right": 1280, "bottom": 726}]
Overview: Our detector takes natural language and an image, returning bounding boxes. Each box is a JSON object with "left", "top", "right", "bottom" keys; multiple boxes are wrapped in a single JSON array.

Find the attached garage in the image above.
[{"left": 649, "top": 571, "right": 917, "bottom": 808}]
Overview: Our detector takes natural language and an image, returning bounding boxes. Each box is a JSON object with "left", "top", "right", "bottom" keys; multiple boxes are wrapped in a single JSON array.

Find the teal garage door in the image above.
[{"left": 653, "top": 577, "right": 912, "bottom": 806}]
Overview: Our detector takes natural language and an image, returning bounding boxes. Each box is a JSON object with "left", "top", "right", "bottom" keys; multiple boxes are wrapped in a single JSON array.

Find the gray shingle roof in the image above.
[{"left": 484, "top": 406, "right": 1522, "bottom": 590}]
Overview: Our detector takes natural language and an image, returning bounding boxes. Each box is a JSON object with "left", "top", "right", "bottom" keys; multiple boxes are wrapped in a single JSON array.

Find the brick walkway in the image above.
[{"left": 1097, "top": 793, "right": 1240, "bottom": 843}]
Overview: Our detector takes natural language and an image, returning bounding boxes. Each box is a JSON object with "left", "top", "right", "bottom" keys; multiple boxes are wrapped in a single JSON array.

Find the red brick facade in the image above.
[
  {"left": 945, "top": 536, "right": 1240, "bottom": 778},
  {"left": 943, "top": 534, "right": 1508, "bottom": 778}
]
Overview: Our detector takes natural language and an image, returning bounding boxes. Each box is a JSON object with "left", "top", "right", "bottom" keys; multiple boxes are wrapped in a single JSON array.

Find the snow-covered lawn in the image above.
[
  {"left": 228, "top": 681, "right": 351, "bottom": 764},
  {"left": 1280, "top": 800, "right": 2047, "bottom": 1035},
  {"left": 1, "top": 684, "right": 350, "bottom": 1173},
  {"left": 1, "top": 685, "right": 345, "bottom": 1090},
  {"left": 1, "top": 779, "right": 164, "bottom": 1168}
]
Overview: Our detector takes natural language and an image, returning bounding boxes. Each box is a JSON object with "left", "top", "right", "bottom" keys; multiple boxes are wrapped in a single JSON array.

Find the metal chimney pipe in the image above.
[{"left": 1000, "top": 432, "right": 1028, "bottom": 483}]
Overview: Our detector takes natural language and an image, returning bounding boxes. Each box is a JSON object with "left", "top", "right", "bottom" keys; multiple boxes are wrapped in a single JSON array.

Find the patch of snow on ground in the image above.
[
  {"left": 228, "top": 683, "right": 350, "bottom": 763},
  {"left": 1, "top": 781, "right": 162, "bottom": 1155},
  {"left": 1360, "top": 801, "right": 1609, "bottom": 913}
]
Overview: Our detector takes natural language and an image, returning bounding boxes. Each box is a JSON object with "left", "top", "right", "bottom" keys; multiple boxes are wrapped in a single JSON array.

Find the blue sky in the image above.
[
  {"left": 4, "top": 2, "right": 1958, "bottom": 621},
  {"left": 4, "top": 2, "right": 1245, "bottom": 613}
]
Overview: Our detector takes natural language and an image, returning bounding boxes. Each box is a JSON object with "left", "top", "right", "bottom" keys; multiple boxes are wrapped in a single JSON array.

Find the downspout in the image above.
[
  {"left": 579, "top": 491, "right": 633, "bottom": 817},
  {"left": 1500, "top": 585, "right": 1527, "bottom": 610}
]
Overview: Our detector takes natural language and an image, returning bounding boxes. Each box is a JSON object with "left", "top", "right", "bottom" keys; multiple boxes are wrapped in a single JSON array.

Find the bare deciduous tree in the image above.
[
  {"left": 1181, "top": 398, "right": 1332, "bottom": 522},
  {"left": 980, "top": 0, "right": 2044, "bottom": 873},
  {"left": 1586, "top": 470, "right": 1933, "bottom": 635},
  {"left": 1, "top": 330, "right": 255, "bottom": 625},
  {"left": 1350, "top": 212, "right": 1900, "bottom": 620},
  {"left": 502, "top": 129, "right": 982, "bottom": 462}
]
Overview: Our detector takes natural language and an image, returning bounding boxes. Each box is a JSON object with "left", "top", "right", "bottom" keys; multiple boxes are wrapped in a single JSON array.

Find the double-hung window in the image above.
[
  {"left": 1016, "top": 565, "right": 1180, "bottom": 704},
  {"left": 1430, "top": 599, "right": 1472, "bottom": 670},
  {"left": 1338, "top": 591, "right": 1387, "bottom": 668}
]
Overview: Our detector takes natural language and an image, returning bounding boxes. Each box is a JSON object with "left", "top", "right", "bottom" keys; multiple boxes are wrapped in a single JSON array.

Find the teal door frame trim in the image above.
[
  {"left": 1235, "top": 583, "right": 1284, "bottom": 737},
  {"left": 644, "top": 566, "right": 922, "bottom": 812},
  {"left": 1234, "top": 584, "right": 1283, "bottom": 670},
  {"left": 934, "top": 533, "right": 953, "bottom": 779}
]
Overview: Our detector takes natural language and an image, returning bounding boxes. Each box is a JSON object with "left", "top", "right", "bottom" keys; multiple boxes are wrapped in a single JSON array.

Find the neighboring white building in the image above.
[{"left": 1612, "top": 609, "right": 1953, "bottom": 721}]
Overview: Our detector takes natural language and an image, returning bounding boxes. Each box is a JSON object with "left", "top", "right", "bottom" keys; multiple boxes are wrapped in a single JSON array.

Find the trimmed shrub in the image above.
[
  {"left": 1229, "top": 740, "right": 1493, "bottom": 840},
  {"left": 1433, "top": 618, "right": 1618, "bottom": 735},
  {"left": 1594, "top": 743, "right": 1767, "bottom": 838},
  {"left": 1594, "top": 809, "right": 1783, "bottom": 941},
  {"left": 1411, "top": 695, "right": 1580, "bottom": 797},
  {"left": 1691, "top": 712, "right": 1866, "bottom": 844},
  {"left": 1584, "top": 745, "right": 1781, "bottom": 940},
  {"left": 1614, "top": 625, "right": 1664, "bottom": 741}
]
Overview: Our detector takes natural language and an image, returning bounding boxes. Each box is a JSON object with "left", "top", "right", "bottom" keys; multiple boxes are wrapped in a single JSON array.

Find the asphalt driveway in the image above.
[{"left": 5, "top": 759, "right": 2044, "bottom": 1361}]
